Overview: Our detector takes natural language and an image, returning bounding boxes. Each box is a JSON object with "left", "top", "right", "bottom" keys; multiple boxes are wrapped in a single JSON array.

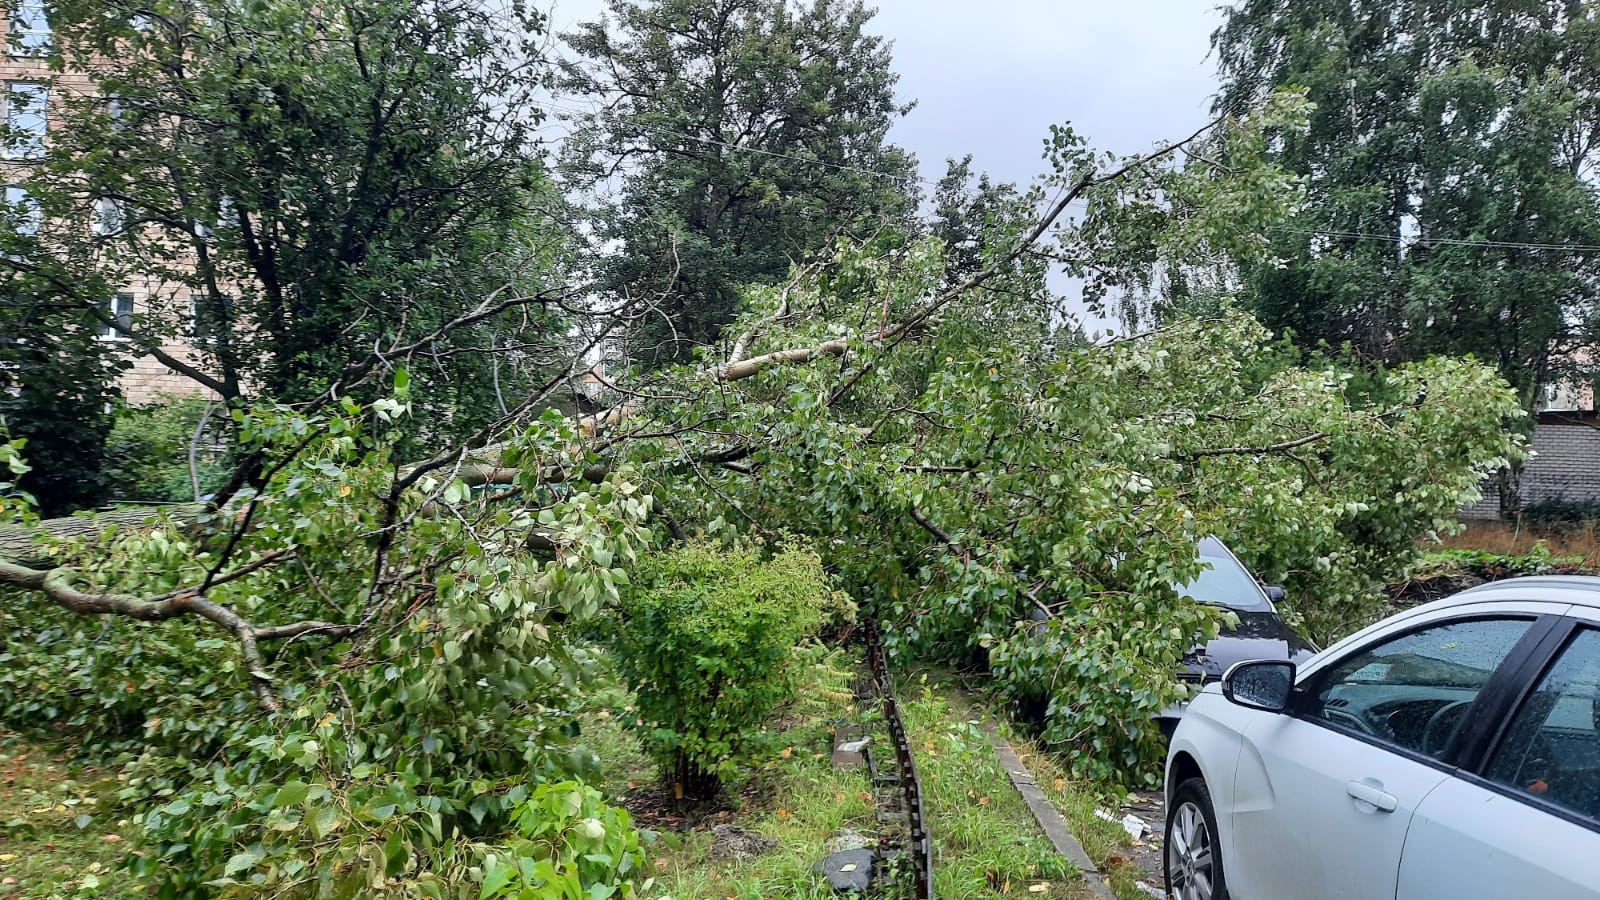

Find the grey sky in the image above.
[
  {"left": 543, "top": 0, "right": 1230, "bottom": 331},
  {"left": 546, "top": 1, "right": 1224, "bottom": 189}
]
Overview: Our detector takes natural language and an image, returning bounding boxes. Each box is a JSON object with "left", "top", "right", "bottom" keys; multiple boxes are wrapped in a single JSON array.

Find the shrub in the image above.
[
  {"left": 612, "top": 542, "right": 835, "bottom": 799},
  {"left": 102, "top": 397, "right": 232, "bottom": 503},
  {"left": 1521, "top": 496, "right": 1600, "bottom": 533},
  {"left": 476, "top": 781, "right": 650, "bottom": 899}
]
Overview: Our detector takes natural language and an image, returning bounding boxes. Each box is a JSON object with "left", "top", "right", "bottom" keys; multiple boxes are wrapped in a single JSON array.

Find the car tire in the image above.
[{"left": 1165, "top": 777, "right": 1228, "bottom": 900}]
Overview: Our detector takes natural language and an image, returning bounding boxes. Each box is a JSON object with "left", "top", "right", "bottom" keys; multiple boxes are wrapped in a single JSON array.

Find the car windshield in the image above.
[{"left": 1175, "top": 539, "right": 1272, "bottom": 612}]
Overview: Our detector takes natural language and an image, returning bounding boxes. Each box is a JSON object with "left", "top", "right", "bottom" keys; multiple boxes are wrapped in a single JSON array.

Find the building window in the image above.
[
  {"left": 98, "top": 293, "right": 134, "bottom": 340},
  {"left": 9, "top": 0, "right": 49, "bottom": 56},
  {"left": 4, "top": 184, "right": 38, "bottom": 236},
  {"left": 188, "top": 292, "right": 225, "bottom": 345},
  {"left": 92, "top": 197, "right": 124, "bottom": 236},
  {"left": 4, "top": 82, "right": 46, "bottom": 159}
]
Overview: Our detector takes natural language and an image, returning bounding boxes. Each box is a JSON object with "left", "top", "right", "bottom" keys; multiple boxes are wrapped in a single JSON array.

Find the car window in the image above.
[
  {"left": 1177, "top": 541, "right": 1271, "bottom": 612},
  {"left": 1484, "top": 627, "right": 1600, "bottom": 821},
  {"left": 1299, "top": 618, "right": 1533, "bottom": 761}
]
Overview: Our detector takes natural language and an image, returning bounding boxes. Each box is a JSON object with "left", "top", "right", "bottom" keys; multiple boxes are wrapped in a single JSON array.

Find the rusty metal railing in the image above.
[{"left": 862, "top": 623, "right": 933, "bottom": 900}]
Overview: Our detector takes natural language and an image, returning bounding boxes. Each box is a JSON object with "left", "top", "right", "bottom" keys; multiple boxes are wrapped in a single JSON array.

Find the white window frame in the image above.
[
  {"left": 98, "top": 292, "right": 134, "bottom": 341},
  {"left": 9, "top": 0, "right": 49, "bottom": 56},
  {"left": 4, "top": 82, "right": 46, "bottom": 160},
  {"left": 188, "top": 291, "right": 219, "bottom": 345},
  {"left": 92, "top": 196, "right": 124, "bottom": 236},
  {"left": 4, "top": 184, "right": 38, "bottom": 236}
]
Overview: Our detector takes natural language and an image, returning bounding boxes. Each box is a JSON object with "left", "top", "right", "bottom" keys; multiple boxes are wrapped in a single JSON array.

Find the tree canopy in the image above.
[
  {"left": 1213, "top": 0, "right": 1600, "bottom": 406},
  {"left": 0, "top": 2, "right": 1540, "bottom": 894},
  {"left": 559, "top": 0, "right": 918, "bottom": 367},
  {"left": 1, "top": 0, "right": 583, "bottom": 511}
]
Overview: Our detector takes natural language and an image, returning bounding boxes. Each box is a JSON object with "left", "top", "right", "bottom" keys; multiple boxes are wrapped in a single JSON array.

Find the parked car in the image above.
[
  {"left": 1155, "top": 537, "right": 1317, "bottom": 736},
  {"left": 1164, "top": 575, "right": 1600, "bottom": 900}
]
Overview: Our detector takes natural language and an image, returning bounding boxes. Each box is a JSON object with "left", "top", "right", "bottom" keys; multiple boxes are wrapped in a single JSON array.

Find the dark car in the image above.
[{"left": 1157, "top": 537, "right": 1317, "bottom": 736}]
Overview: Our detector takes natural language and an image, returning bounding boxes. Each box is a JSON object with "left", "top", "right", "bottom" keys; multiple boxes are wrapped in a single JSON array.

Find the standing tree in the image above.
[
  {"left": 559, "top": 0, "right": 918, "bottom": 367},
  {"left": 1, "top": 0, "right": 582, "bottom": 510},
  {"left": 1213, "top": 0, "right": 1600, "bottom": 512}
]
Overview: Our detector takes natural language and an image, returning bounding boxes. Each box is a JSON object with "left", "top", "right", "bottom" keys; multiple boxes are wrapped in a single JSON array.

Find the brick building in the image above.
[
  {"left": 1, "top": 2, "right": 214, "bottom": 405},
  {"left": 1461, "top": 371, "right": 1600, "bottom": 519}
]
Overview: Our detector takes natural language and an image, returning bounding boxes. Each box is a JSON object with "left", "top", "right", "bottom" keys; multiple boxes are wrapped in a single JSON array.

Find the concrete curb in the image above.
[{"left": 983, "top": 724, "right": 1118, "bottom": 900}]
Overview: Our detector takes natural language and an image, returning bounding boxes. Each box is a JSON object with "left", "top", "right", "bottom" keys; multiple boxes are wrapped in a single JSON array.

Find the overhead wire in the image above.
[
  {"left": 546, "top": 102, "right": 1600, "bottom": 256},
  {"left": 1273, "top": 226, "right": 1600, "bottom": 254}
]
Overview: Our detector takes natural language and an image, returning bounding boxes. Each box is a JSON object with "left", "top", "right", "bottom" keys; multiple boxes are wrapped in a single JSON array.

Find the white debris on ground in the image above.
[{"left": 1094, "top": 807, "right": 1148, "bottom": 840}]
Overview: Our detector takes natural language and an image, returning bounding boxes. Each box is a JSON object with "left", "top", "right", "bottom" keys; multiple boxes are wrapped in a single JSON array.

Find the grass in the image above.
[
  {"left": 578, "top": 645, "right": 880, "bottom": 899},
  {"left": 1004, "top": 732, "right": 1154, "bottom": 900},
  {"left": 1431, "top": 520, "right": 1600, "bottom": 568},
  {"left": 896, "top": 670, "right": 1125, "bottom": 900},
  {"left": 0, "top": 733, "right": 138, "bottom": 899},
  {"left": 579, "top": 650, "right": 1130, "bottom": 899},
  {"left": 902, "top": 670, "right": 1161, "bottom": 900}
]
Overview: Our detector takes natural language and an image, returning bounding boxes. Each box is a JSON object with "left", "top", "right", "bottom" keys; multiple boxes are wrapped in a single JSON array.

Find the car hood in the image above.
[{"left": 1179, "top": 610, "right": 1317, "bottom": 681}]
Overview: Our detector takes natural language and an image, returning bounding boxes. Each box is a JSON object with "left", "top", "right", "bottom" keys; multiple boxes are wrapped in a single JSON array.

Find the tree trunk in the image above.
[
  {"left": 0, "top": 504, "right": 203, "bottom": 567},
  {"left": 1496, "top": 461, "right": 1524, "bottom": 523},
  {"left": 672, "top": 751, "right": 721, "bottom": 802}
]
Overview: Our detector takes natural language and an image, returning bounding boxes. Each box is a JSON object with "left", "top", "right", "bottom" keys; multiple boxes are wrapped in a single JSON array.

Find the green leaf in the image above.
[
  {"left": 478, "top": 860, "right": 515, "bottom": 898},
  {"left": 272, "top": 781, "right": 308, "bottom": 809},
  {"left": 309, "top": 805, "right": 343, "bottom": 839},
  {"left": 223, "top": 850, "right": 262, "bottom": 877}
]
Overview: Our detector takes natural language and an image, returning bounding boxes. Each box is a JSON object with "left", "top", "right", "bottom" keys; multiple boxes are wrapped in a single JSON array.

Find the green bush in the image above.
[
  {"left": 1521, "top": 496, "right": 1600, "bottom": 533},
  {"left": 477, "top": 781, "right": 650, "bottom": 899},
  {"left": 102, "top": 397, "right": 232, "bottom": 503},
  {"left": 612, "top": 542, "right": 834, "bottom": 799}
]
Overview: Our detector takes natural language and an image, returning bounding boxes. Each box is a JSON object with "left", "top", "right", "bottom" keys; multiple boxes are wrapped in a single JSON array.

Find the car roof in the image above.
[{"left": 1430, "top": 575, "right": 1600, "bottom": 611}]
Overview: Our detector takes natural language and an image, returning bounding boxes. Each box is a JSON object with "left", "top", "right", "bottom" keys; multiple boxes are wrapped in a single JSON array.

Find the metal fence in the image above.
[{"left": 862, "top": 624, "right": 934, "bottom": 899}]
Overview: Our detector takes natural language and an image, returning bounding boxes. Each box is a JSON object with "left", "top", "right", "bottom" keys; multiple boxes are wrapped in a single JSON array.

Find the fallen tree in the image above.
[{"left": 0, "top": 86, "right": 1524, "bottom": 894}]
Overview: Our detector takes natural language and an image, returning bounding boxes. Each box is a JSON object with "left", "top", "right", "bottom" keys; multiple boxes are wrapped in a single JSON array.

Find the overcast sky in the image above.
[{"left": 541, "top": 0, "right": 1231, "bottom": 331}]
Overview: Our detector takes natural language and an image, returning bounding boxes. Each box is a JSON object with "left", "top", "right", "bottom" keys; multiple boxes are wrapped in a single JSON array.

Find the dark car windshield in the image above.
[{"left": 1175, "top": 538, "right": 1272, "bottom": 612}]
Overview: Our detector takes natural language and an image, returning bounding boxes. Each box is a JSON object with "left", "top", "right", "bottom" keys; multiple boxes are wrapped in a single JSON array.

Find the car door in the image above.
[
  {"left": 1226, "top": 616, "right": 1541, "bottom": 900},
  {"left": 1397, "top": 624, "right": 1600, "bottom": 899}
]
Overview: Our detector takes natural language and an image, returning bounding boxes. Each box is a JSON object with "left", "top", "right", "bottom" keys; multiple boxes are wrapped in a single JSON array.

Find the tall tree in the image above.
[
  {"left": 1213, "top": 1, "right": 1600, "bottom": 510},
  {"left": 559, "top": 0, "right": 918, "bottom": 367},
  {"left": 1, "top": 0, "right": 580, "bottom": 510}
]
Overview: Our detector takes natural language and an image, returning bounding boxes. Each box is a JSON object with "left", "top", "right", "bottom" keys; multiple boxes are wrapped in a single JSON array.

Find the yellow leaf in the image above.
[
  {"left": 1028, "top": 884, "right": 1050, "bottom": 893},
  {"left": 339, "top": 485, "right": 352, "bottom": 497}
]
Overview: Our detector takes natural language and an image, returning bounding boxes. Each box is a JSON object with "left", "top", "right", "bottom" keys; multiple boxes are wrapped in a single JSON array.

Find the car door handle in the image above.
[{"left": 1345, "top": 779, "right": 1398, "bottom": 813}]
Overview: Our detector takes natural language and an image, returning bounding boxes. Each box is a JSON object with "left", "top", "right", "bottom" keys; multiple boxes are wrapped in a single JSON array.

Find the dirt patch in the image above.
[{"left": 614, "top": 778, "right": 774, "bottom": 833}]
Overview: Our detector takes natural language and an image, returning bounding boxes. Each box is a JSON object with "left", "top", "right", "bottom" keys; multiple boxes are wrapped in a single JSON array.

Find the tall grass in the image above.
[{"left": 1433, "top": 521, "right": 1600, "bottom": 567}]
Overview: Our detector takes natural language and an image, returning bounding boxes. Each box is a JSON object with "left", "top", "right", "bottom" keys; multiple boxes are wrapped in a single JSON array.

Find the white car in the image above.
[{"left": 1164, "top": 575, "right": 1600, "bottom": 900}]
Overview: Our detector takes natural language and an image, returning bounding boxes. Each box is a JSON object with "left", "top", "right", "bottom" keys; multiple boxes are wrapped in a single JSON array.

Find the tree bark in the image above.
[{"left": 0, "top": 504, "right": 205, "bottom": 567}]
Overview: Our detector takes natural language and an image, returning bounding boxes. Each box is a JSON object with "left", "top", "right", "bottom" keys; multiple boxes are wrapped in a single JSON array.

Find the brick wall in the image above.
[
  {"left": 1460, "top": 413, "right": 1600, "bottom": 519},
  {"left": 0, "top": 20, "right": 219, "bottom": 408}
]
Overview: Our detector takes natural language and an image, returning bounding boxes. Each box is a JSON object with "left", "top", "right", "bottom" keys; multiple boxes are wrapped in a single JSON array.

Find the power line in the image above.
[
  {"left": 545, "top": 110, "right": 1600, "bottom": 255},
  {"left": 1275, "top": 226, "right": 1600, "bottom": 254},
  {"left": 543, "top": 99, "right": 1096, "bottom": 211}
]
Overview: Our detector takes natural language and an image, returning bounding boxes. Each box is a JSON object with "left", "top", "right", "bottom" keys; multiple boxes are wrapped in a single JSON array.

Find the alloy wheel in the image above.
[{"left": 1167, "top": 800, "right": 1215, "bottom": 900}]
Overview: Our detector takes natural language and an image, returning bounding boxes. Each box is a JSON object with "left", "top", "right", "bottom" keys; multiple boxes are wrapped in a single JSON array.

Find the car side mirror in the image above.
[
  {"left": 1222, "top": 659, "right": 1296, "bottom": 713},
  {"left": 1263, "top": 585, "right": 1286, "bottom": 603}
]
